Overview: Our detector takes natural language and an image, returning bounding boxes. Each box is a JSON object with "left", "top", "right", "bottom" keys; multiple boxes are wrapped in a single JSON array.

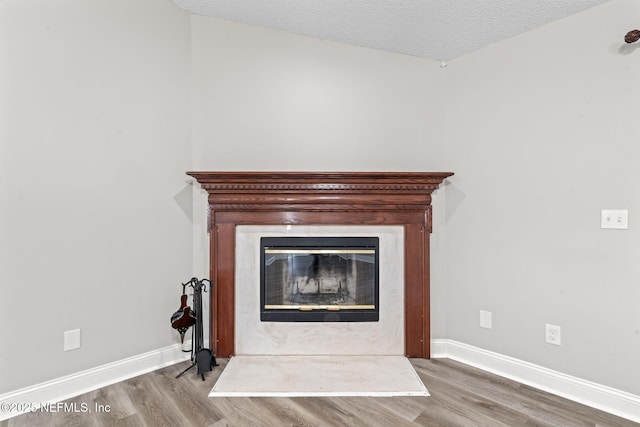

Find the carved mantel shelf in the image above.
[{"left": 187, "top": 171, "right": 453, "bottom": 358}]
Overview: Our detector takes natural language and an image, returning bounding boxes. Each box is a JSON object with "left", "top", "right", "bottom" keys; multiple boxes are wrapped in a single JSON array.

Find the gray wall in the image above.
[
  {"left": 0, "top": 0, "right": 192, "bottom": 393},
  {"left": 443, "top": 0, "right": 640, "bottom": 395}
]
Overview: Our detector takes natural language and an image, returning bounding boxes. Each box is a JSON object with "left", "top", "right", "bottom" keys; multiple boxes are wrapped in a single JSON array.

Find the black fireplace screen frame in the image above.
[{"left": 260, "top": 236, "right": 380, "bottom": 322}]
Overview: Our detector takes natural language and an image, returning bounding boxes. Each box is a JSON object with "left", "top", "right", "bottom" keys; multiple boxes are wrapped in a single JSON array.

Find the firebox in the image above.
[{"left": 260, "top": 237, "right": 379, "bottom": 322}]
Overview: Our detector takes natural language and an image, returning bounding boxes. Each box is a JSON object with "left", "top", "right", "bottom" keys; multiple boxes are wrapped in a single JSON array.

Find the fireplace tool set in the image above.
[{"left": 171, "top": 277, "right": 217, "bottom": 381}]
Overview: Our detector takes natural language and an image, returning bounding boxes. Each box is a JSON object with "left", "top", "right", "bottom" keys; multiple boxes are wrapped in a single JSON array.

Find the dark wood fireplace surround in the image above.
[{"left": 187, "top": 171, "right": 453, "bottom": 359}]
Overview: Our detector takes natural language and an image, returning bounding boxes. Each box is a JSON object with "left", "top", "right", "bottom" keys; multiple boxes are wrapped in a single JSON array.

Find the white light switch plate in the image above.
[{"left": 601, "top": 209, "right": 628, "bottom": 229}]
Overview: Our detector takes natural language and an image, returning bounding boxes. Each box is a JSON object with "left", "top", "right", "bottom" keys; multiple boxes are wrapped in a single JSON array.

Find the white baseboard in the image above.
[
  {"left": 0, "top": 341, "right": 191, "bottom": 422},
  {"left": 431, "top": 339, "right": 640, "bottom": 423}
]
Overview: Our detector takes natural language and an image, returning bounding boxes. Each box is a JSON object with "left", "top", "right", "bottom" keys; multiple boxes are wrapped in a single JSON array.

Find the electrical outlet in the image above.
[
  {"left": 480, "top": 310, "right": 492, "bottom": 329},
  {"left": 545, "top": 324, "right": 561, "bottom": 345},
  {"left": 601, "top": 209, "right": 628, "bottom": 229},
  {"left": 64, "top": 329, "right": 81, "bottom": 351}
]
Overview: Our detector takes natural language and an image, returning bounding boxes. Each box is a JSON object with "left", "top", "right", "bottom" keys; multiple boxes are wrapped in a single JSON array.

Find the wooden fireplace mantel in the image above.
[{"left": 187, "top": 171, "right": 453, "bottom": 358}]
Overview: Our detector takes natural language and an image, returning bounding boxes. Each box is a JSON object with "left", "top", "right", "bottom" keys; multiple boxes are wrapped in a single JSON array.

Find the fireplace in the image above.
[
  {"left": 261, "top": 236, "right": 379, "bottom": 322},
  {"left": 186, "top": 171, "right": 453, "bottom": 358}
]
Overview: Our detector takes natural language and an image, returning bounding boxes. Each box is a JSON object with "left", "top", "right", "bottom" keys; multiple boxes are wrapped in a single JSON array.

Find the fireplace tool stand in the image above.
[{"left": 175, "top": 277, "right": 218, "bottom": 381}]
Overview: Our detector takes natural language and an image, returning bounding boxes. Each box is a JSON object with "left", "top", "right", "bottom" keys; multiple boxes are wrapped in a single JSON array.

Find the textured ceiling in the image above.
[{"left": 172, "top": 0, "right": 611, "bottom": 61}]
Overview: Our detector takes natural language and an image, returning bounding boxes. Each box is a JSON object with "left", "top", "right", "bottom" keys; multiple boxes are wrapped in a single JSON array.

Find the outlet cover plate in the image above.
[
  {"left": 64, "top": 329, "right": 81, "bottom": 351},
  {"left": 480, "top": 310, "right": 492, "bottom": 329},
  {"left": 601, "top": 209, "right": 628, "bottom": 229},
  {"left": 545, "top": 324, "right": 561, "bottom": 345}
]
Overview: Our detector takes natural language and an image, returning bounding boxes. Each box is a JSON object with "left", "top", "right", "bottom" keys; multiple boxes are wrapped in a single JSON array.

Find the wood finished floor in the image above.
[{"left": 2, "top": 358, "right": 637, "bottom": 427}]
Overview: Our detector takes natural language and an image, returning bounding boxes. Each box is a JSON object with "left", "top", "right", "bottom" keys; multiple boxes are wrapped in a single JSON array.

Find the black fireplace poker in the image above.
[{"left": 174, "top": 277, "right": 218, "bottom": 381}]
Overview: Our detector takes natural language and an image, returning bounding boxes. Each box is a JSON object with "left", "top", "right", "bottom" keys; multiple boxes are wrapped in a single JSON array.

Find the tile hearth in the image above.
[{"left": 209, "top": 355, "right": 429, "bottom": 397}]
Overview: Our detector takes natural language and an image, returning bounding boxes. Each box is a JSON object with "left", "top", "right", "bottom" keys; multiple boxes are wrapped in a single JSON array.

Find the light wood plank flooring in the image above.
[{"left": 2, "top": 358, "right": 637, "bottom": 426}]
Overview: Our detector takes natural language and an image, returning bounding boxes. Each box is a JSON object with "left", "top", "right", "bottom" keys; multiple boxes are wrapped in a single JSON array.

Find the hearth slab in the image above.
[{"left": 209, "top": 355, "right": 429, "bottom": 397}]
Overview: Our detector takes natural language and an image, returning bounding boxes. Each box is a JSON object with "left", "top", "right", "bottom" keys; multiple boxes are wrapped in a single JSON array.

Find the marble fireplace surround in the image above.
[
  {"left": 236, "top": 225, "right": 403, "bottom": 355},
  {"left": 187, "top": 171, "right": 453, "bottom": 359}
]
